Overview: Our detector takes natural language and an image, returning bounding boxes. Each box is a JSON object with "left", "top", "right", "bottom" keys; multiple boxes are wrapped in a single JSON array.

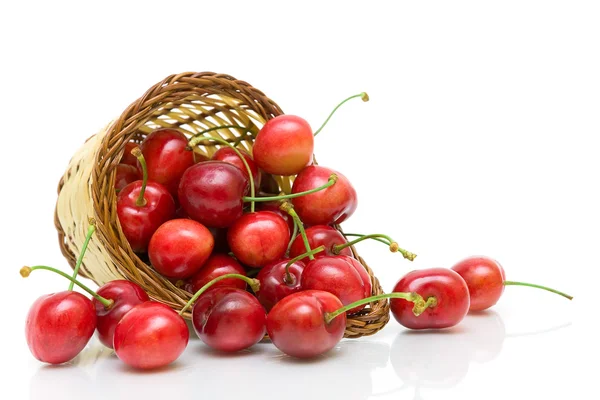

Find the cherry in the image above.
[
  {"left": 256, "top": 201, "right": 295, "bottom": 235},
  {"left": 212, "top": 147, "right": 261, "bottom": 188},
  {"left": 148, "top": 219, "right": 214, "bottom": 279},
  {"left": 180, "top": 273, "right": 263, "bottom": 352},
  {"left": 256, "top": 246, "right": 325, "bottom": 311},
  {"left": 289, "top": 225, "right": 351, "bottom": 261},
  {"left": 117, "top": 147, "right": 176, "bottom": 252},
  {"left": 139, "top": 128, "right": 195, "bottom": 197},
  {"left": 120, "top": 142, "right": 140, "bottom": 167},
  {"left": 291, "top": 166, "right": 357, "bottom": 226},
  {"left": 390, "top": 268, "right": 470, "bottom": 330},
  {"left": 189, "top": 253, "right": 247, "bottom": 293},
  {"left": 115, "top": 164, "right": 140, "bottom": 191},
  {"left": 114, "top": 302, "right": 189, "bottom": 369},
  {"left": 301, "top": 255, "right": 372, "bottom": 314},
  {"left": 227, "top": 211, "right": 291, "bottom": 268},
  {"left": 451, "top": 256, "right": 573, "bottom": 312}
]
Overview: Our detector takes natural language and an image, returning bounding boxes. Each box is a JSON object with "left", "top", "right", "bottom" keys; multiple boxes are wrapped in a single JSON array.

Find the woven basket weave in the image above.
[{"left": 54, "top": 71, "right": 390, "bottom": 338}]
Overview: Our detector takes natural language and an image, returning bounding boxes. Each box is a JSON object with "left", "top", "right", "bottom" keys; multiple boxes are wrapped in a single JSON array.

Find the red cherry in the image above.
[
  {"left": 289, "top": 225, "right": 352, "bottom": 261},
  {"left": 256, "top": 201, "right": 295, "bottom": 235},
  {"left": 256, "top": 259, "right": 305, "bottom": 311},
  {"left": 189, "top": 254, "right": 247, "bottom": 293},
  {"left": 227, "top": 211, "right": 290, "bottom": 268},
  {"left": 113, "top": 302, "right": 189, "bottom": 370},
  {"left": 120, "top": 142, "right": 140, "bottom": 167},
  {"left": 25, "top": 291, "right": 96, "bottom": 364},
  {"left": 301, "top": 255, "right": 371, "bottom": 314},
  {"left": 390, "top": 268, "right": 470, "bottom": 330},
  {"left": 93, "top": 280, "right": 149, "bottom": 349},
  {"left": 178, "top": 161, "right": 249, "bottom": 228},
  {"left": 291, "top": 166, "right": 357, "bottom": 226},
  {"left": 212, "top": 147, "right": 261, "bottom": 188},
  {"left": 115, "top": 164, "right": 140, "bottom": 191},
  {"left": 148, "top": 219, "right": 214, "bottom": 279},
  {"left": 139, "top": 128, "right": 195, "bottom": 197},
  {"left": 192, "top": 287, "right": 266, "bottom": 352},
  {"left": 266, "top": 290, "right": 346, "bottom": 358},
  {"left": 253, "top": 115, "right": 314, "bottom": 176}
]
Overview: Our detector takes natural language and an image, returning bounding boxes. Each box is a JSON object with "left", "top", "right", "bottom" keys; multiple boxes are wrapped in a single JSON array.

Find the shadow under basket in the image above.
[{"left": 54, "top": 71, "right": 390, "bottom": 338}]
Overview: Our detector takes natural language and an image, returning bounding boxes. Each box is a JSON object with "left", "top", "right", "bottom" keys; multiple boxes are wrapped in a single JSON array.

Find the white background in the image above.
[{"left": 0, "top": 1, "right": 598, "bottom": 399}]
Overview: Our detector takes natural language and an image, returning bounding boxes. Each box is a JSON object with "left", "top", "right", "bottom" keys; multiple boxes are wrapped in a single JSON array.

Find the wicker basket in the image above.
[{"left": 54, "top": 71, "right": 390, "bottom": 338}]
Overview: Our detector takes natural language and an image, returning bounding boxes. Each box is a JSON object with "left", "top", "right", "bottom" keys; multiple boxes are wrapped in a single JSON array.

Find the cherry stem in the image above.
[
  {"left": 131, "top": 147, "right": 148, "bottom": 207},
  {"left": 284, "top": 245, "right": 325, "bottom": 284},
  {"left": 20, "top": 266, "right": 114, "bottom": 309},
  {"left": 313, "top": 92, "right": 369, "bottom": 137},
  {"left": 179, "top": 273, "right": 260, "bottom": 315},
  {"left": 286, "top": 216, "right": 299, "bottom": 255},
  {"left": 187, "top": 125, "right": 255, "bottom": 146},
  {"left": 68, "top": 219, "right": 96, "bottom": 291},
  {"left": 503, "top": 281, "right": 573, "bottom": 300},
  {"left": 187, "top": 135, "right": 256, "bottom": 212},
  {"left": 244, "top": 175, "right": 337, "bottom": 202},
  {"left": 280, "top": 202, "right": 313, "bottom": 259},
  {"left": 324, "top": 292, "right": 437, "bottom": 324},
  {"left": 335, "top": 233, "right": 416, "bottom": 261},
  {"left": 343, "top": 233, "right": 390, "bottom": 246}
]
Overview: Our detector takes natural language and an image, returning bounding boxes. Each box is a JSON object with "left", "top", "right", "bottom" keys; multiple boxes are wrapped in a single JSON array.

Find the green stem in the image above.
[
  {"left": 313, "top": 92, "right": 369, "bottom": 136},
  {"left": 324, "top": 292, "right": 437, "bottom": 324},
  {"left": 280, "top": 203, "right": 313, "bottom": 260},
  {"left": 343, "top": 233, "right": 390, "bottom": 246},
  {"left": 179, "top": 273, "right": 260, "bottom": 315},
  {"left": 69, "top": 220, "right": 96, "bottom": 290},
  {"left": 189, "top": 125, "right": 253, "bottom": 141},
  {"left": 187, "top": 135, "right": 256, "bottom": 212},
  {"left": 504, "top": 281, "right": 573, "bottom": 300},
  {"left": 334, "top": 234, "right": 416, "bottom": 261},
  {"left": 284, "top": 246, "right": 325, "bottom": 284},
  {"left": 131, "top": 147, "right": 148, "bottom": 207},
  {"left": 286, "top": 216, "right": 299, "bottom": 256},
  {"left": 244, "top": 175, "right": 337, "bottom": 202},
  {"left": 20, "top": 266, "right": 113, "bottom": 309}
]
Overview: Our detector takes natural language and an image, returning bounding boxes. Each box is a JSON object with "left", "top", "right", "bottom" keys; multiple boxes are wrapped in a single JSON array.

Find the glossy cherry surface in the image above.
[
  {"left": 189, "top": 254, "right": 247, "bottom": 293},
  {"left": 266, "top": 290, "right": 346, "bottom": 358},
  {"left": 451, "top": 256, "right": 506, "bottom": 311},
  {"left": 117, "top": 180, "right": 176, "bottom": 253},
  {"left": 253, "top": 115, "right": 314, "bottom": 176},
  {"left": 390, "top": 268, "right": 470, "bottom": 330},
  {"left": 291, "top": 166, "right": 357, "bottom": 226},
  {"left": 115, "top": 164, "right": 140, "bottom": 191},
  {"left": 256, "top": 259, "right": 305, "bottom": 311},
  {"left": 178, "top": 161, "right": 249, "bottom": 228},
  {"left": 113, "top": 302, "right": 189, "bottom": 370},
  {"left": 192, "top": 287, "right": 267, "bottom": 352},
  {"left": 301, "top": 255, "right": 371, "bottom": 314},
  {"left": 148, "top": 219, "right": 214, "bottom": 279},
  {"left": 289, "top": 225, "right": 352, "bottom": 261},
  {"left": 140, "top": 128, "right": 195, "bottom": 196},
  {"left": 256, "top": 201, "right": 295, "bottom": 234},
  {"left": 93, "top": 280, "right": 149, "bottom": 349},
  {"left": 26, "top": 291, "right": 96, "bottom": 364},
  {"left": 212, "top": 147, "right": 261, "bottom": 188},
  {"left": 227, "top": 211, "right": 290, "bottom": 268}
]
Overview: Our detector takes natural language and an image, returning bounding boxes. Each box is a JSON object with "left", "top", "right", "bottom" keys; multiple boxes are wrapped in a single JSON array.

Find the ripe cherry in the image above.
[
  {"left": 114, "top": 302, "right": 189, "bottom": 369},
  {"left": 451, "top": 256, "right": 573, "bottom": 312},
  {"left": 139, "top": 128, "right": 195, "bottom": 197},
  {"left": 227, "top": 211, "right": 290, "bottom": 268},
  {"left": 148, "top": 219, "right": 214, "bottom": 279},
  {"left": 289, "top": 225, "right": 352, "bottom": 261},
  {"left": 390, "top": 268, "right": 470, "bottom": 330},
  {"left": 117, "top": 147, "right": 176, "bottom": 252},
  {"left": 256, "top": 201, "right": 295, "bottom": 235},
  {"left": 189, "top": 253, "right": 247, "bottom": 293},
  {"left": 212, "top": 146, "right": 261, "bottom": 188},
  {"left": 115, "top": 164, "right": 140, "bottom": 191}
]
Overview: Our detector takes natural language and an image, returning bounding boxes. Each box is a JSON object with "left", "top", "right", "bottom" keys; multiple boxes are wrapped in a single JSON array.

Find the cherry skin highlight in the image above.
[
  {"left": 113, "top": 302, "right": 189, "bottom": 370},
  {"left": 289, "top": 225, "right": 352, "bottom": 261},
  {"left": 148, "top": 219, "right": 214, "bottom": 279},
  {"left": 390, "top": 268, "right": 470, "bottom": 330},
  {"left": 212, "top": 147, "right": 261, "bottom": 188},
  {"left": 189, "top": 254, "right": 247, "bottom": 293},
  {"left": 291, "top": 166, "right": 357, "bottom": 226},
  {"left": 117, "top": 180, "right": 176, "bottom": 253},
  {"left": 266, "top": 290, "right": 346, "bottom": 358},
  {"left": 115, "top": 164, "right": 140, "bottom": 191},
  {"left": 192, "top": 287, "right": 267, "bottom": 352},
  {"left": 253, "top": 115, "right": 314, "bottom": 176},
  {"left": 256, "top": 259, "right": 305, "bottom": 311},
  {"left": 301, "top": 255, "right": 371, "bottom": 314},
  {"left": 26, "top": 291, "right": 96, "bottom": 364},
  {"left": 93, "top": 280, "right": 149, "bottom": 349},
  {"left": 139, "top": 128, "right": 195, "bottom": 197},
  {"left": 227, "top": 211, "right": 290, "bottom": 268},
  {"left": 451, "top": 256, "right": 506, "bottom": 312},
  {"left": 178, "top": 161, "right": 249, "bottom": 228}
]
